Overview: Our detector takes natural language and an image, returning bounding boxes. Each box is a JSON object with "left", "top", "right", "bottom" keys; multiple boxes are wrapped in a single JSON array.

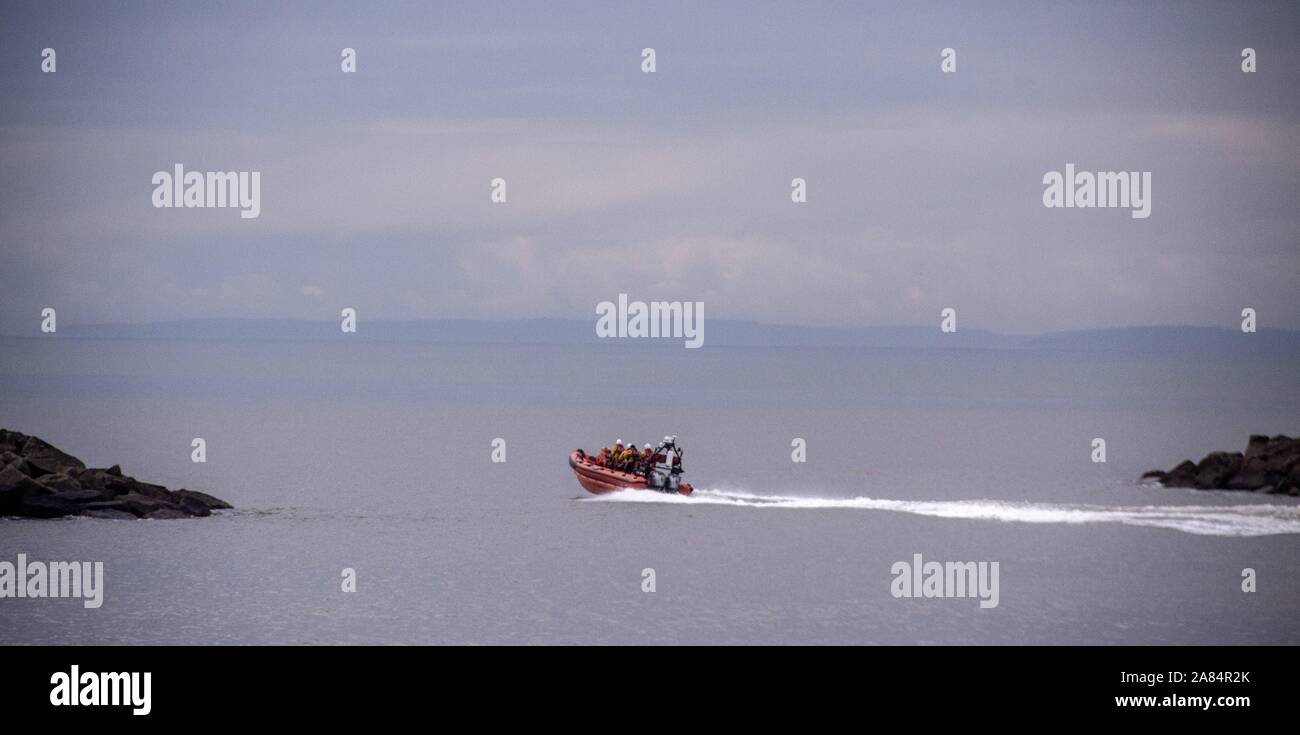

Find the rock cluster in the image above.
[
  {"left": 0, "top": 429, "right": 231, "bottom": 519},
  {"left": 1141, "top": 434, "right": 1300, "bottom": 495}
]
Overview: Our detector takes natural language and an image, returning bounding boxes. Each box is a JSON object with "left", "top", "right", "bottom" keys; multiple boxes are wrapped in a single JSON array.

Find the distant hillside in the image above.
[
  {"left": 7, "top": 318, "right": 1299, "bottom": 353},
  {"left": 1023, "top": 326, "right": 1300, "bottom": 354}
]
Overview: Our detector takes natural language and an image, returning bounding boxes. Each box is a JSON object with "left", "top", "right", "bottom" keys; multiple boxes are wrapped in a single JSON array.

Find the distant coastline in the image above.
[{"left": 4, "top": 318, "right": 1299, "bottom": 354}]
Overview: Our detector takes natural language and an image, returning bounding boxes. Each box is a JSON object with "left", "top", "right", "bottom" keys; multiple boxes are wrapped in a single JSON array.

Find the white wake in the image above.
[{"left": 583, "top": 487, "right": 1300, "bottom": 537}]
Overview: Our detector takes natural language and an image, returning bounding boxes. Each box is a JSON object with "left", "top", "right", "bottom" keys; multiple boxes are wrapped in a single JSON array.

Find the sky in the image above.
[{"left": 1, "top": 1, "right": 1297, "bottom": 334}]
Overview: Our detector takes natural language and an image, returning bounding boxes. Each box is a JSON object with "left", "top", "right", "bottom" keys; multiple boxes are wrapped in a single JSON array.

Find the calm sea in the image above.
[{"left": 2, "top": 337, "right": 1297, "bottom": 644}]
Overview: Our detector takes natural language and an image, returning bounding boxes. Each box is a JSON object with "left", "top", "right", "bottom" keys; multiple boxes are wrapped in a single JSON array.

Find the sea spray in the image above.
[{"left": 584, "top": 488, "right": 1300, "bottom": 537}]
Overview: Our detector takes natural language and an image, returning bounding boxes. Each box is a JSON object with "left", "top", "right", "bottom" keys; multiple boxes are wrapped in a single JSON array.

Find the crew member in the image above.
[
  {"left": 623, "top": 443, "right": 641, "bottom": 472},
  {"left": 639, "top": 443, "right": 654, "bottom": 474}
]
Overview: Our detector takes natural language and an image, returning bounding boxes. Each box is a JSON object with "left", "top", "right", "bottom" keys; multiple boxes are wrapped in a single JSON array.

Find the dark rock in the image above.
[
  {"left": 1139, "top": 470, "right": 1167, "bottom": 483},
  {"left": 84, "top": 493, "right": 182, "bottom": 518},
  {"left": 173, "top": 489, "right": 232, "bottom": 511},
  {"left": 1245, "top": 435, "right": 1271, "bottom": 458},
  {"left": 1160, "top": 459, "right": 1198, "bottom": 487},
  {"left": 0, "top": 429, "right": 24, "bottom": 454},
  {"left": 1195, "top": 452, "right": 1242, "bottom": 488},
  {"left": 51, "top": 488, "right": 114, "bottom": 504},
  {"left": 110, "top": 492, "right": 182, "bottom": 518},
  {"left": 18, "top": 434, "right": 86, "bottom": 476},
  {"left": 120, "top": 479, "right": 174, "bottom": 501},
  {"left": 81, "top": 500, "right": 135, "bottom": 516},
  {"left": 73, "top": 468, "right": 117, "bottom": 493},
  {"left": 1143, "top": 435, "right": 1300, "bottom": 493},
  {"left": 0, "top": 464, "right": 51, "bottom": 494},
  {"left": 173, "top": 495, "right": 211, "bottom": 517},
  {"left": 0, "top": 429, "right": 230, "bottom": 519},
  {"left": 1226, "top": 458, "right": 1270, "bottom": 490},
  {"left": 35, "top": 472, "right": 84, "bottom": 494},
  {"left": 18, "top": 493, "right": 82, "bottom": 519},
  {"left": 1, "top": 457, "right": 34, "bottom": 478},
  {"left": 82, "top": 509, "right": 138, "bottom": 520},
  {"left": 76, "top": 469, "right": 163, "bottom": 499},
  {"left": 178, "top": 501, "right": 211, "bottom": 517},
  {"left": 0, "top": 464, "right": 52, "bottom": 515}
]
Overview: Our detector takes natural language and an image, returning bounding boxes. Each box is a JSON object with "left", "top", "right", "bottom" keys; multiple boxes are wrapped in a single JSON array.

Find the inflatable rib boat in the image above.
[{"left": 569, "top": 439, "right": 694, "bottom": 496}]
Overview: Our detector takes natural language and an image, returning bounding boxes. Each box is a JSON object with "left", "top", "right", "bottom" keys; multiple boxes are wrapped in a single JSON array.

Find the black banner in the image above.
[{"left": 0, "top": 645, "right": 1281, "bottom": 722}]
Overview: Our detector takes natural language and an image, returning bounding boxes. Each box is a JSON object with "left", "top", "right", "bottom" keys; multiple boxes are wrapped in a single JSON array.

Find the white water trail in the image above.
[{"left": 584, "top": 487, "right": 1300, "bottom": 537}]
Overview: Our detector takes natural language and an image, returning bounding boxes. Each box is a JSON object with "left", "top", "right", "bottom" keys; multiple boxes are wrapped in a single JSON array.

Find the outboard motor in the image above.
[{"left": 648, "top": 436, "right": 685, "bottom": 493}]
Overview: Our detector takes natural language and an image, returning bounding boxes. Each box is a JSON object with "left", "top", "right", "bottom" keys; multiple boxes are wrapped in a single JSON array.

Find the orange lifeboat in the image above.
[{"left": 569, "top": 448, "right": 694, "bottom": 496}]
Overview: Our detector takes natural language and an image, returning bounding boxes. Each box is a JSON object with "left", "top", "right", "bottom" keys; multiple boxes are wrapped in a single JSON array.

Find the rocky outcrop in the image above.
[
  {"left": 0, "top": 429, "right": 231, "bottom": 519},
  {"left": 1141, "top": 435, "right": 1300, "bottom": 495}
]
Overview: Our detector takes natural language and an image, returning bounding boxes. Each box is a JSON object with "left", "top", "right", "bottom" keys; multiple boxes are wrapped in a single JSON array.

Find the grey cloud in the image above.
[{"left": 1, "top": 1, "right": 1297, "bottom": 333}]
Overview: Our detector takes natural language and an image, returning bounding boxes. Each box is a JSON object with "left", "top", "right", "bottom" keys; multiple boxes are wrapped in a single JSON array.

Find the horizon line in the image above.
[{"left": 5, "top": 316, "right": 1297, "bottom": 341}]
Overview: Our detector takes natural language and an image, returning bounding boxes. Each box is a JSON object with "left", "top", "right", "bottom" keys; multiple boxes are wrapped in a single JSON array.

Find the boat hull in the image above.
[{"left": 569, "top": 451, "right": 693, "bottom": 496}]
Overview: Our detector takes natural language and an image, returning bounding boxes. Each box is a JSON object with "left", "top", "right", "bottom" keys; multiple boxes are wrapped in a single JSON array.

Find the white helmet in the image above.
[
  {"left": 664, "top": 435, "right": 672, "bottom": 443},
  {"left": 644, "top": 443, "right": 652, "bottom": 449},
  {"left": 615, "top": 438, "right": 622, "bottom": 445}
]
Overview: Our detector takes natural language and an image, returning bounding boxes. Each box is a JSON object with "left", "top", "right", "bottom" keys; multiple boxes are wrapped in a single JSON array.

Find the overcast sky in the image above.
[{"left": 1, "top": 1, "right": 1297, "bottom": 333}]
